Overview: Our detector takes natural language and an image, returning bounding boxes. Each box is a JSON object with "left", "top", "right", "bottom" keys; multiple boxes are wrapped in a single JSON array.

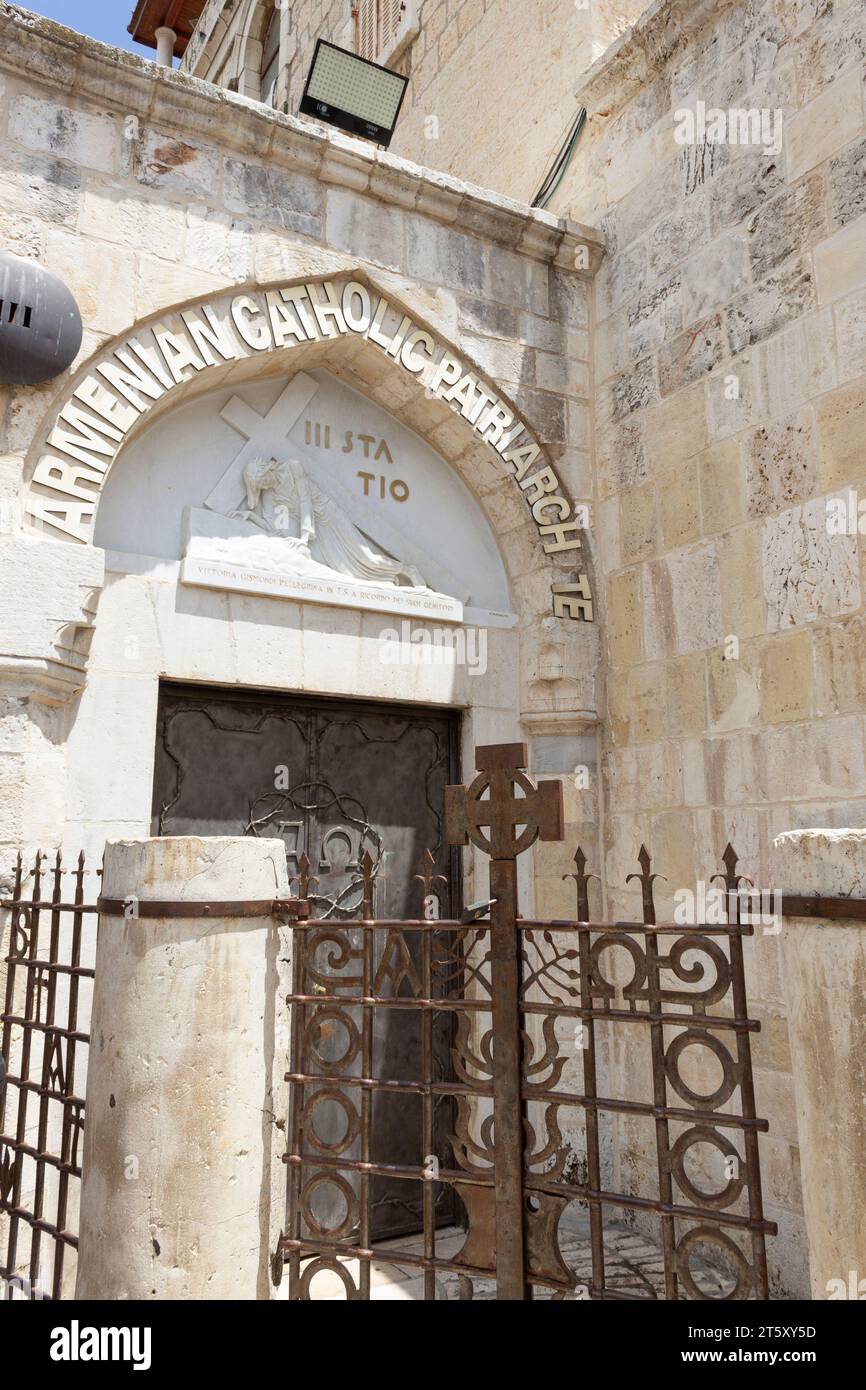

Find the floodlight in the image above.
[{"left": 299, "top": 39, "right": 409, "bottom": 148}]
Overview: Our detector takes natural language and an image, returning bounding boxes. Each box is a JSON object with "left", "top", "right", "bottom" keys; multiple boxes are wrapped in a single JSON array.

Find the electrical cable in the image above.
[{"left": 530, "top": 106, "right": 587, "bottom": 209}]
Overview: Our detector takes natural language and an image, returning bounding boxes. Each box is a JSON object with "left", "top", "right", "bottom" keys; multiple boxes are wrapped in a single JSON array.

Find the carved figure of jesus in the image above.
[{"left": 237, "top": 456, "right": 426, "bottom": 588}]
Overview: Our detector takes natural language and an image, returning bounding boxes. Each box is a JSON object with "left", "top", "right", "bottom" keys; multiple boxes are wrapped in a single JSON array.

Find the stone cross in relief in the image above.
[{"left": 205, "top": 373, "right": 320, "bottom": 516}]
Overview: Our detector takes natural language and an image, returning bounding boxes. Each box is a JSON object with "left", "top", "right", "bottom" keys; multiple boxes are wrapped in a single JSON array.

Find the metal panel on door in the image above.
[{"left": 151, "top": 683, "right": 462, "bottom": 1239}]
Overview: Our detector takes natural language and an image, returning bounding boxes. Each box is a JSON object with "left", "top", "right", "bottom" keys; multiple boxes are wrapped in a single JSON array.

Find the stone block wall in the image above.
[
  {"left": 185, "top": 1, "right": 647, "bottom": 204},
  {"left": 541, "top": 0, "right": 866, "bottom": 1295},
  {"left": 0, "top": 5, "right": 598, "bottom": 865}
]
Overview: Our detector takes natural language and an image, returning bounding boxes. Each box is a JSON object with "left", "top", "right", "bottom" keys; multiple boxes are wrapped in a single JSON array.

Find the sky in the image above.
[{"left": 20, "top": 1, "right": 159, "bottom": 58}]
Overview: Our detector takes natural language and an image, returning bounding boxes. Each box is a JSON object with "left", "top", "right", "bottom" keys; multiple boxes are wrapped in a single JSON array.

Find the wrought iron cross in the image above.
[
  {"left": 444, "top": 743, "right": 564, "bottom": 1300},
  {"left": 445, "top": 742, "right": 563, "bottom": 861}
]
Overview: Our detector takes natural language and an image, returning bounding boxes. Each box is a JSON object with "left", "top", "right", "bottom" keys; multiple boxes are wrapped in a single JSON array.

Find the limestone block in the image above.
[
  {"left": 65, "top": 673, "right": 158, "bottom": 826},
  {"left": 759, "top": 629, "right": 813, "bottom": 724},
  {"left": 552, "top": 447, "right": 592, "bottom": 502},
  {"left": 707, "top": 644, "right": 761, "bottom": 733},
  {"left": 745, "top": 175, "right": 827, "bottom": 283},
  {"left": 702, "top": 731, "right": 762, "bottom": 807},
  {"left": 534, "top": 353, "right": 589, "bottom": 398},
  {"left": 682, "top": 736, "right": 707, "bottom": 806},
  {"left": 834, "top": 285, "right": 866, "bottom": 384},
  {"left": 184, "top": 207, "right": 254, "bottom": 280},
  {"left": 252, "top": 231, "right": 356, "bottom": 283},
  {"left": 744, "top": 407, "right": 820, "bottom": 517},
  {"left": 619, "top": 482, "right": 657, "bottom": 565},
  {"left": 762, "top": 497, "right": 860, "bottom": 630},
  {"left": 818, "top": 377, "right": 866, "bottom": 490},
  {"left": 44, "top": 227, "right": 135, "bottom": 335},
  {"left": 481, "top": 247, "right": 547, "bottom": 317},
  {"left": 224, "top": 158, "right": 323, "bottom": 237},
  {"left": 567, "top": 399, "right": 591, "bottom": 450},
  {"left": 134, "top": 256, "right": 229, "bottom": 318},
  {"left": 367, "top": 266, "right": 460, "bottom": 341},
  {"left": 763, "top": 719, "right": 866, "bottom": 800},
  {"left": 607, "top": 569, "right": 643, "bottom": 667},
  {"left": 0, "top": 536, "right": 104, "bottom": 703},
  {"left": 76, "top": 837, "right": 291, "bottom": 1301},
  {"left": 549, "top": 270, "right": 588, "bottom": 330},
  {"left": 771, "top": 828, "right": 866, "bottom": 1297},
  {"left": 597, "top": 417, "right": 648, "bottom": 497},
  {"left": 0, "top": 147, "right": 81, "bottom": 228},
  {"left": 597, "top": 493, "right": 621, "bottom": 575},
  {"left": 459, "top": 295, "right": 518, "bottom": 338},
  {"left": 815, "top": 213, "right": 866, "bottom": 306},
  {"left": 650, "top": 809, "right": 697, "bottom": 894},
  {"left": 794, "top": 11, "right": 866, "bottom": 107},
  {"left": 726, "top": 258, "right": 816, "bottom": 354},
  {"left": 79, "top": 186, "right": 186, "bottom": 254},
  {"left": 646, "top": 200, "right": 709, "bottom": 283},
  {"left": 325, "top": 188, "right": 405, "bottom": 271},
  {"left": 705, "top": 352, "right": 763, "bottom": 440},
  {"left": 664, "top": 651, "right": 708, "bottom": 738},
  {"left": 708, "top": 151, "right": 785, "bottom": 234},
  {"left": 659, "top": 315, "right": 724, "bottom": 395},
  {"left": 600, "top": 357, "right": 659, "bottom": 426},
  {"left": 681, "top": 233, "right": 751, "bottom": 322},
  {"left": 135, "top": 129, "right": 221, "bottom": 200},
  {"left": 8, "top": 94, "right": 120, "bottom": 175},
  {"left": 759, "top": 310, "right": 837, "bottom": 421},
  {"left": 643, "top": 541, "right": 723, "bottom": 659},
  {"left": 719, "top": 521, "right": 767, "bottom": 639},
  {"left": 595, "top": 306, "right": 630, "bottom": 384},
  {"left": 752, "top": 1069, "right": 798, "bottom": 1150},
  {"left": 642, "top": 382, "right": 707, "bottom": 471},
  {"left": 627, "top": 273, "right": 682, "bottom": 359},
  {"left": 813, "top": 611, "right": 866, "bottom": 715},
  {"left": 595, "top": 239, "right": 647, "bottom": 320},
  {"left": 405, "top": 215, "right": 485, "bottom": 295},
  {"left": 511, "top": 386, "right": 565, "bottom": 445},
  {"left": 699, "top": 439, "right": 745, "bottom": 535},
  {"left": 459, "top": 332, "right": 532, "bottom": 386},
  {"left": 828, "top": 134, "right": 866, "bottom": 231},
  {"left": 785, "top": 67, "right": 865, "bottom": 183}
]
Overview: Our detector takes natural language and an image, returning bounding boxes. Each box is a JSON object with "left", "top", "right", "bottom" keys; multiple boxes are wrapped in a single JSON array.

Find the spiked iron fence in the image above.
[
  {"left": 282, "top": 743, "right": 776, "bottom": 1300},
  {"left": 0, "top": 851, "right": 98, "bottom": 1300}
]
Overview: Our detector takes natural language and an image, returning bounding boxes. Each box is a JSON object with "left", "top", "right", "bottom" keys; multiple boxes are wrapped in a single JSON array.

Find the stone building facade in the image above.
[{"left": 1, "top": 0, "right": 865, "bottom": 1301}]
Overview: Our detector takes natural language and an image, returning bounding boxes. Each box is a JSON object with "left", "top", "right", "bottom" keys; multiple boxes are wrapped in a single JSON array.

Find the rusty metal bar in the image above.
[
  {"left": 776, "top": 893, "right": 866, "bottom": 920},
  {"left": 280, "top": 1234, "right": 572, "bottom": 1291},
  {"left": 283, "top": 1150, "right": 776, "bottom": 1236},
  {"left": 96, "top": 896, "right": 310, "bottom": 920},
  {"left": 720, "top": 846, "right": 771, "bottom": 1300},
  {"left": 420, "top": 910, "right": 435, "bottom": 1299},
  {"left": 483, "top": 858, "right": 525, "bottom": 1299},
  {"left": 358, "top": 859, "right": 373, "bottom": 1301},
  {"left": 635, "top": 846, "right": 679, "bottom": 1299},
  {"left": 286, "top": 992, "right": 761, "bottom": 1033}
]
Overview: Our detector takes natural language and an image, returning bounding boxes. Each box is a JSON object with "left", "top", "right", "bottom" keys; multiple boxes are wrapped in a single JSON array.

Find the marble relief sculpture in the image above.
[{"left": 233, "top": 455, "right": 428, "bottom": 589}]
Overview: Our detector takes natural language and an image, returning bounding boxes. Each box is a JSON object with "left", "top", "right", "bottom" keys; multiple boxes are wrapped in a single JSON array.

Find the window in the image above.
[
  {"left": 261, "top": 5, "right": 281, "bottom": 107},
  {"left": 354, "top": 0, "right": 418, "bottom": 65}
]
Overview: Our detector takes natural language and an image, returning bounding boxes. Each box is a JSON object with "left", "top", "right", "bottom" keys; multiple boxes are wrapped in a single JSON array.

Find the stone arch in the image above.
[
  {"left": 22, "top": 267, "right": 596, "bottom": 638},
  {"left": 235, "top": 0, "right": 281, "bottom": 103}
]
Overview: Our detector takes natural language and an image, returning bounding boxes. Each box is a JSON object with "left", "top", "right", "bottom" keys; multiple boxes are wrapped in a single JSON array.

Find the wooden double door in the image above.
[{"left": 151, "top": 682, "right": 462, "bottom": 1239}]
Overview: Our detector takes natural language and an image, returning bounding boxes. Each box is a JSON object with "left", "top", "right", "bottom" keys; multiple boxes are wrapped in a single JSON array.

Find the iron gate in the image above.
[
  {"left": 283, "top": 742, "right": 776, "bottom": 1300},
  {"left": 0, "top": 851, "right": 98, "bottom": 1300}
]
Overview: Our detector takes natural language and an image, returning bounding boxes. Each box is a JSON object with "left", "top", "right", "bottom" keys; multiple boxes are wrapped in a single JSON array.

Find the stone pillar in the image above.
[
  {"left": 76, "top": 837, "right": 291, "bottom": 1301},
  {"left": 771, "top": 830, "right": 866, "bottom": 1299},
  {"left": 154, "top": 26, "right": 176, "bottom": 67}
]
